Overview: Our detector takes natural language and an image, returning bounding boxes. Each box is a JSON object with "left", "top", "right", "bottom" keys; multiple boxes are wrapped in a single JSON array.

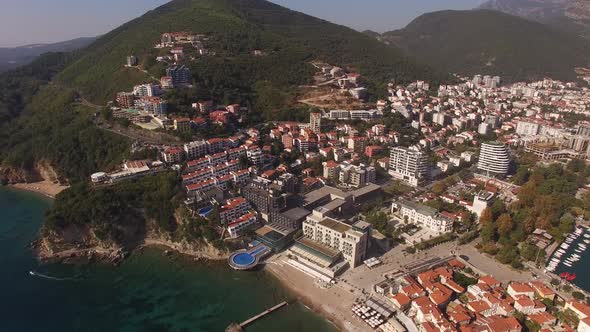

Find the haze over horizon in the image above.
[{"left": 0, "top": 0, "right": 484, "bottom": 48}]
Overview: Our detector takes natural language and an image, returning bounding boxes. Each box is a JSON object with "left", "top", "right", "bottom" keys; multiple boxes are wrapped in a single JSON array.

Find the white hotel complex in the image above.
[{"left": 287, "top": 209, "right": 370, "bottom": 279}]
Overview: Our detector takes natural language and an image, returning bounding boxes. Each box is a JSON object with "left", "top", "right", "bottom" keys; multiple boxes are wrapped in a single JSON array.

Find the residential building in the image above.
[
  {"left": 162, "top": 147, "right": 184, "bottom": 164},
  {"left": 219, "top": 197, "right": 251, "bottom": 226},
  {"left": 310, "top": 112, "right": 322, "bottom": 133},
  {"left": 565, "top": 300, "right": 590, "bottom": 320},
  {"left": 389, "top": 146, "right": 429, "bottom": 187},
  {"left": 160, "top": 76, "right": 174, "bottom": 89},
  {"left": 516, "top": 120, "right": 541, "bottom": 136},
  {"left": 227, "top": 212, "right": 259, "bottom": 238},
  {"left": 478, "top": 142, "right": 510, "bottom": 177},
  {"left": 470, "top": 191, "right": 495, "bottom": 220},
  {"left": 173, "top": 118, "right": 191, "bottom": 132},
  {"left": 166, "top": 65, "right": 191, "bottom": 85},
  {"left": 133, "top": 83, "right": 156, "bottom": 97},
  {"left": 184, "top": 140, "right": 207, "bottom": 160},
  {"left": 116, "top": 92, "right": 135, "bottom": 108},
  {"left": 348, "top": 137, "right": 367, "bottom": 154}
]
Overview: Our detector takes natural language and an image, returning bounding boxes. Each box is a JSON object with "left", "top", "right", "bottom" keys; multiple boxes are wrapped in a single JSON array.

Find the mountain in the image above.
[
  {"left": 380, "top": 9, "right": 590, "bottom": 82},
  {"left": 0, "top": 37, "right": 96, "bottom": 72},
  {"left": 479, "top": 0, "right": 590, "bottom": 38},
  {"left": 57, "top": 0, "right": 448, "bottom": 108}
]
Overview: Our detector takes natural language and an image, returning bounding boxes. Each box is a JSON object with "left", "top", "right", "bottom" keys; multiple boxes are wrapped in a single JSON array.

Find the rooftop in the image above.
[{"left": 318, "top": 218, "right": 351, "bottom": 233}]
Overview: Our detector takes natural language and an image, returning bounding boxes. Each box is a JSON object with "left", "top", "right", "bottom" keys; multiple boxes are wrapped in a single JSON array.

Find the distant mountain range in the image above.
[
  {"left": 479, "top": 0, "right": 590, "bottom": 38},
  {"left": 0, "top": 37, "right": 96, "bottom": 72},
  {"left": 366, "top": 9, "right": 590, "bottom": 82}
]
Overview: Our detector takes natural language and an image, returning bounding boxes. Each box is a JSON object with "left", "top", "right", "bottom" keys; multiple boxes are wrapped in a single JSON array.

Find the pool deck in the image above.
[{"left": 228, "top": 245, "right": 272, "bottom": 270}]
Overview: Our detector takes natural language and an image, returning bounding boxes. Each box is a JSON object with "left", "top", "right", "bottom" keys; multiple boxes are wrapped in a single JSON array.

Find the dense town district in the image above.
[{"left": 77, "top": 32, "right": 590, "bottom": 332}]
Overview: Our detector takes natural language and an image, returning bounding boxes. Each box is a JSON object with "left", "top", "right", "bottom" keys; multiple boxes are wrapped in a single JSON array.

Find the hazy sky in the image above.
[{"left": 0, "top": 0, "right": 484, "bottom": 47}]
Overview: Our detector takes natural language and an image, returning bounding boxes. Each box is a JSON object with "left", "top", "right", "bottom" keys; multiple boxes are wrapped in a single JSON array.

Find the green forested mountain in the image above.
[
  {"left": 0, "top": 53, "right": 129, "bottom": 183},
  {"left": 379, "top": 9, "right": 590, "bottom": 82},
  {"left": 1, "top": 0, "right": 449, "bottom": 182},
  {"left": 57, "top": 0, "right": 448, "bottom": 110}
]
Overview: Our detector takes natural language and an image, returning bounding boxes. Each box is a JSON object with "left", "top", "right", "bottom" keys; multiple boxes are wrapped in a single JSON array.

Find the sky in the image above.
[{"left": 0, "top": 0, "right": 485, "bottom": 47}]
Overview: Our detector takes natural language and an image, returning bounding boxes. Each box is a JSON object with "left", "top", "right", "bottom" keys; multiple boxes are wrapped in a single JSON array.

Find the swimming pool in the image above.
[
  {"left": 231, "top": 252, "right": 256, "bottom": 266},
  {"left": 228, "top": 245, "right": 271, "bottom": 270},
  {"left": 198, "top": 206, "right": 213, "bottom": 217}
]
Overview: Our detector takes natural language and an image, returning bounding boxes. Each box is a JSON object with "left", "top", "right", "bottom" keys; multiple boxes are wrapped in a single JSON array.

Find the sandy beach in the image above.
[
  {"left": 266, "top": 253, "right": 372, "bottom": 332},
  {"left": 10, "top": 180, "right": 69, "bottom": 199}
]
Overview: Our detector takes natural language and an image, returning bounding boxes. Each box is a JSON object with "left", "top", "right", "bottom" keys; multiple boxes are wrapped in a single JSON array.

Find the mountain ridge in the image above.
[
  {"left": 0, "top": 37, "right": 96, "bottom": 72},
  {"left": 377, "top": 9, "right": 590, "bottom": 82},
  {"left": 478, "top": 0, "right": 590, "bottom": 38},
  {"left": 56, "top": 0, "right": 449, "bottom": 109}
]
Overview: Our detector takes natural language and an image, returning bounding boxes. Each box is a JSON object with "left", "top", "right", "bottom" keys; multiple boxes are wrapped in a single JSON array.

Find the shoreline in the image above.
[
  {"left": 265, "top": 254, "right": 371, "bottom": 332},
  {"left": 9, "top": 180, "right": 69, "bottom": 199}
]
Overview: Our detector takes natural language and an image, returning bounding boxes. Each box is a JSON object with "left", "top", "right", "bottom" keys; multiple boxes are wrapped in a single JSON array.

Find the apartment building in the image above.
[{"left": 389, "top": 146, "right": 429, "bottom": 187}]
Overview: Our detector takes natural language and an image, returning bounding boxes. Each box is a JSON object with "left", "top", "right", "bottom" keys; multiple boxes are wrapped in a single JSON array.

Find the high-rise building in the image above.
[
  {"left": 310, "top": 112, "right": 322, "bottom": 133},
  {"left": 116, "top": 92, "right": 135, "bottom": 108},
  {"left": 388, "top": 147, "right": 429, "bottom": 187},
  {"left": 133, "top": 83, "right": 156, "bottom": 97},
  {"left": 166, "top": 65, "right": 191, "bottom": 85},
  {"left": 478, "top": 142, "right": 510, "bottom": 177}
]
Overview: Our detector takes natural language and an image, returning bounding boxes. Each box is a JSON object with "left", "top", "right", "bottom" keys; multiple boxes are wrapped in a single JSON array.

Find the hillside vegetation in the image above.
[
  {"left": 380, "top": 10, "right": 590, "bottom": 82},
  {"left": 0, "top": 53, "right": 129, "bottom": 183},
  {"left": 57, "top": 0, "right": 448, "bottom": 117}
]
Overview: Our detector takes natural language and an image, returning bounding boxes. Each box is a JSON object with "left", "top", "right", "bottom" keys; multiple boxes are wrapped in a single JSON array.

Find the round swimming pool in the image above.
[{"left": 231, "top": 252, "right": 256, "bottom": 267}]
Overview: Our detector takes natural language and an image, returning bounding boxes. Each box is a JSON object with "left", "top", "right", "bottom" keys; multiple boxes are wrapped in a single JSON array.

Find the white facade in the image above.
[
  {"left": 310, "top": 112, "right": 322, "bottom": 133},
  {"left": 227, "top": 212, "right": 258, "bottom": 238},
  {"left": 388, "top": 147, "right": 429, "bottom": 187},
  {"left": 184, "top": 140, "right": 207, "bottom": 160},
  {"left": 478, "top": 142, "right": 510, "bottom": 176},
  {"left": 470, "top": 191, "right": 495, "bottom": 220},
  {"left": 392, "top": 200, "right": 453, "bottom": 233},
  {"left": 302, "top": 211, "right": 369, "bottom": 268},
  {"left": 516, "top": 121, "right": 541, "bottom": 136}
]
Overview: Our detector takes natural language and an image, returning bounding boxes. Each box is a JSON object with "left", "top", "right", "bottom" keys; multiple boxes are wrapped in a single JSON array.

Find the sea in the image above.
[
  {"left": 547, "top": 225, "right": 590, "bottom": 293},
  {"left": 0, "top": 187, "right": 338, "bottom": 332}
]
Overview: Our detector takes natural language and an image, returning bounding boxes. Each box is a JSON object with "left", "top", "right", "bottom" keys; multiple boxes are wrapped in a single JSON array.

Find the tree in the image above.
[
  {"left": 572, "top": 291, "right": 586, "bottom": 301},
  {"left": 432, "top": 181, "right": 446, "bottom": 195},
  {"left": 479, "top": 208, "right": 493, "bottom": 225},
  {"left": 523, "top": 216, "right": 536, "bottom": 234},
  {"left": 481, "top": 222, "right": 496, "bottom": 243},
  {"left": 497, "top": 214, "right": 514, "bottom": 238}
]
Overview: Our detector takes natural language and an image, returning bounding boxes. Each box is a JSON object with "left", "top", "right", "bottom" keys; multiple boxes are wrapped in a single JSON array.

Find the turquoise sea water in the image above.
[{"left": 0, "top": 188, "right": 338, "bottom": 332}]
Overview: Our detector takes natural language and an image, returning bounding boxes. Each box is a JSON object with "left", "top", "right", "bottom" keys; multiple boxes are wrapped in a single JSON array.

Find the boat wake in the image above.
[{"left": 29, "top": 271, "right": 78, "bottom": 281}]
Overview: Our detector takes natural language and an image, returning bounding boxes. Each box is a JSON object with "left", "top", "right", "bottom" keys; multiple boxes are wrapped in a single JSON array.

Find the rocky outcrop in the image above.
[
  {"left": 0, "top": 160, "right": 63, "bottom": 186},
  {"left": 36, "top": 217, "right": 229, "bottom": 264},
  {"left": 0, "top": 167, "right": 40, "bottom": 185}
]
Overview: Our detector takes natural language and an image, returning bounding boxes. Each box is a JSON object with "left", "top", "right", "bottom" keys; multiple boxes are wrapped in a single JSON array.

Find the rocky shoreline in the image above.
[{"left": 34, "top": 236, "right": 229, "bottom": 265}]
